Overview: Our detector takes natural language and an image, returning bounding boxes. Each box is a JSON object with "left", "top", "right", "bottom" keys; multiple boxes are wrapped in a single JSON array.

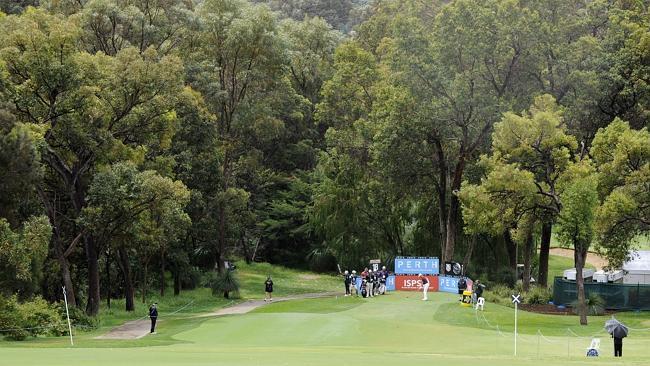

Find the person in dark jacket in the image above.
[
  {"left": 457, "top": 277, "right": 467, "bottom": 301},
  {"left": 344, "top": 270, "right": 351, "bottom": 296},
  {"left": 265, "top": 276, "right": 274, "bottom": 301},
  {"left": 613, "top": 335, "right": 623, "bottom": 357},
  {"left": 149, "top": 303, "right": 158, "bottom": 334}
]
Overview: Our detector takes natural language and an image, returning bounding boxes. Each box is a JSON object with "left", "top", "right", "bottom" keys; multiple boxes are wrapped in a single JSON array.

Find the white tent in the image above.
[{"left": 623, "top": 251, "right": 650, "bottom": 284}]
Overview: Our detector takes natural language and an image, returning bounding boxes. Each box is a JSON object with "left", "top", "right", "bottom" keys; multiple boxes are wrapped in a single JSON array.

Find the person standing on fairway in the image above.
[
  {"left": 343, "top": 270, "right": 351, "bottom": 296},
  {"left": 265, "top": 276, "right": 274, "bottom": 301},
  {"left": 350, "top": 270, "right": 358, "bottom": 296},
  {"left": 613, "top": 334, "right": 623, "bottom": 357},
  {"left": 367, "top": 269, "right": 374, "bottom": 297},
  {"left": 379, "top": 266, "right": 387, "bottom": 295},
  {"left": 149, "top": 302, "right": 158, "bottom": 334},
  {"left": 419, "top": 274, "right": 429, "bottom": 301}
]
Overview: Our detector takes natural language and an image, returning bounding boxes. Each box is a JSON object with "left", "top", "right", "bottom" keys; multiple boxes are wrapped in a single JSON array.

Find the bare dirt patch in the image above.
[{"left": 549, "top": 247, "right": 609, "bottom": 270}]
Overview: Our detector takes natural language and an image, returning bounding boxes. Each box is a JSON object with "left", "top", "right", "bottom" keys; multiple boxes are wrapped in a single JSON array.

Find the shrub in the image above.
[
  {"left": 525, "top": 286, "right": 552, "bottom": 305},
  {"left": 571, "top": 293, "right": 605, "bottom": 316},
  {"left": 58, "top": 304, "right": 99, "bottom": 332},
  {"left": 484, "top": 284, "right": 514, "bottom": 307},
  {"left": 0, "top": 295, "right": 65, "bottom": 340},
  {"left": 208, "top": 270, "right": 240, "bottom": 299}
]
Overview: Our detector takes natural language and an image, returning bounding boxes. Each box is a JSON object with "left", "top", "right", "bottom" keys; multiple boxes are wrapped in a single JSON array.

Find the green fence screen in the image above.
[{"left": 553, "top": 277, "right": 650, "bottom": 310}]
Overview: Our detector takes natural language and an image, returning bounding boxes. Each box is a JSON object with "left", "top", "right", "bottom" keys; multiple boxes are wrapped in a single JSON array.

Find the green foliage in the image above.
[
  {"left": 556, "top": 173, "right": 599, "bottom": 254},
  {"left": 483, "top": 284, "right": 514, "bottom": 307},
  {"left": 0, "top": 295, "right": 65, "bottom": 340},
  {"left": 60, "top": 305, "right": 99, "bottom": 331},
  {"left": 593, "top": 119, "right": 650, "bottom": 268},
  {"left": 0, "top": 216, "right": 51, "bottom": 295},
  {"left": 208, "top": 270, "right": 241, "bottom": 299},
  {"left": 525, "top": 287, "right": 552, "bottom": 305},
  {"left": 571, "top": 293, "right": 605, "bottom": 316}
]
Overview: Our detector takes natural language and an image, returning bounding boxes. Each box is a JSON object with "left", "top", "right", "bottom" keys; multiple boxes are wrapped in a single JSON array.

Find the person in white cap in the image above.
[
  {"left": 343, "top": 270, "right": 351, "bottom": 296},
  {"left": 419, "top": 274, "right": 429, "bottom": 301},
  {"left": 350, "top": 270, "right": 358, "bottom": 296}
]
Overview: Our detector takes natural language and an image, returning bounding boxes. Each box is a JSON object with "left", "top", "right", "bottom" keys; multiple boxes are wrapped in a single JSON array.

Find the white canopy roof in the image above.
[{"left": 623, "top": 251, "right": 650, "bottom": 273}]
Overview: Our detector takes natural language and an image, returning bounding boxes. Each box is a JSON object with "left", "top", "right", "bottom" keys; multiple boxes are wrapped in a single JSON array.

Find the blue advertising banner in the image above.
[
  {"left": 394, "top": 257, "right": 439, "bottom": 275},
  {"left": 438, "top": 276, "right": 473, "bottom": 293},
  {"left": 386, "top": 275, "right": 395, "bottom": 291}
]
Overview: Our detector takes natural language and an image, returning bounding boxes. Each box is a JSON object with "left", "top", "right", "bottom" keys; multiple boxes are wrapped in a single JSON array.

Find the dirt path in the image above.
[
  {"left": 549, "top": 247, "right": 608, "bottom": 270},
  {"left": 96, "top": 292, "right": 338, "bottom": 340}
]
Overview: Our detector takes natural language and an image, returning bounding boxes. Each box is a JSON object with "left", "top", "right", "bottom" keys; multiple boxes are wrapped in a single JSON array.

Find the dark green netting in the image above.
[{"left": 553, "top": 277, "right": 650, "bottom": 310}]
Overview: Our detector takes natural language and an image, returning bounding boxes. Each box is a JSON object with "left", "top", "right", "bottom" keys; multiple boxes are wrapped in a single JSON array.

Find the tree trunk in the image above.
[
  {"left": 216, "top": 206, "right": 226, "bottom": 273},
  {"left": 434, "top": 139, "right": 448, "bottom": 258},
  {"left": 575, "top": 246, "right": 588, "bottom": 325},
  {"left": 173, "top": 269, "right": 181, "bottom": 296},
  {"left": 85, "top": 235, "right": 101, "bottom": 316},
  {"left": 106, "top": 249, "right": 111, "bottom": 309},
  {"left": 538, "top": 221, "right": 552, "bottom": 287},
  {"left": 39, "top": 189, "right": 78, "bottom": 308},
  {"left": 241, "top": 234, "right": 252, "bottom": 264},
  {"left": 223, "top": 290, "right": 229, "bottom": 299},
  {"left": 142, "top": 262, "right": 148, "bottom": 304},
  {"left": 160, "top": 250, "right": 165, "bottom": 297},
  {"left": 117, "top": 247, "right": 135, "bottom": 312},
  {"left": 443, "top": 159, "right": 465, "bottom": 264},
  {"left": 504, "top": 230, "right": 517, "bottom": 269},
  {"left": 523, "top": 232, "right": 533, "bottom": 292},
  {"left": 60, "top": 255, "right": 77, "bottom": 308},
  {"left": 462, "top": 236, "right": 476, "bottom": 275}
]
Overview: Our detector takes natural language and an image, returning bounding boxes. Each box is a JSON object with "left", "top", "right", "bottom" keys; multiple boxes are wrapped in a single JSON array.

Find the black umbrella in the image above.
[{"left": 605, "top": 318, "right": 629, "bottom": 338}]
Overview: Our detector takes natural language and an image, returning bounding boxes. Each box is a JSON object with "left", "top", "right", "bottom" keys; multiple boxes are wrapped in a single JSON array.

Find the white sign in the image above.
[{"left": 511, "top": 294, "right": 521, "bottom": 304}]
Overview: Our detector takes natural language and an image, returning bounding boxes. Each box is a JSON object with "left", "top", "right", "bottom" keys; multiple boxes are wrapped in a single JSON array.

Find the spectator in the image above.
[
  {"left": 457, "top": 277, "right": 467, "bottom": 301},
  {"left": 379, "top": 267, "right": 387, "bottom": 295},
  {"left": 474, "top": 280, "right": 485, "bottom": 303},
  {"left": 350, "top": 270, "right": 358, "bottom": 296},
  {"left": 344, "top": 270, "right": 351, "bottom": 296},
  {"left": 149, "top": 302, "right": 158, "bottom": 334},
  {"left": 613, "top": 334, "right": 623, "bottom": 357},
  {"left": 265, "top": 276, "right": 274, "bottom": 302},
  {"left": 367, "top": 269, "right": 374, "bottom": 298}
]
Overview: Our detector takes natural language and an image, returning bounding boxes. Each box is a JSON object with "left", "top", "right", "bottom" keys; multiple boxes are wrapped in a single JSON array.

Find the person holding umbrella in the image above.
[{"left": 605, "top": 317, "right": 628, "bottom": 357}]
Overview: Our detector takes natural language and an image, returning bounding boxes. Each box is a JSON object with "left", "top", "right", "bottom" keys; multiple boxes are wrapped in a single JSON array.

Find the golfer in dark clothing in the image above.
[
  {"left": 457, "top": 277, "right": 467, "bottom": 301},
  {"left": 265, "top": 276, "right": 274, "bottom": 301},
  {"left": 613, "top": 335, "right": 623, "bottom": 357},
  {"left": 149, "top": 303, "right": 158, "bottom": 334}
]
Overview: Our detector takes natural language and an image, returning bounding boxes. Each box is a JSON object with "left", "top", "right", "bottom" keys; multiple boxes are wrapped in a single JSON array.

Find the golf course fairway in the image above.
[{"left": 3, "top": 292, "right": 650, "bottom": 365}]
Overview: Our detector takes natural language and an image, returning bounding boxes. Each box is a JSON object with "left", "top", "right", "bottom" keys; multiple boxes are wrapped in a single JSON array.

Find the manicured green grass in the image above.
[
  {"left": 0, "top": 261, "right": 342, "bottom": 348},
  {"left": 4, "top": 291, "right": 650, "bottom": 365},
  {"left": 236, "top": 261, "right": 342, "bottom": 299}
]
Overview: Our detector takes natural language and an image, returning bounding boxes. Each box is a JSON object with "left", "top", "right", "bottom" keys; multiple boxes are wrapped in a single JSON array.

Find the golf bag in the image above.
[{"left": 361, "top": 279, "right": 368, "bottom": 298}]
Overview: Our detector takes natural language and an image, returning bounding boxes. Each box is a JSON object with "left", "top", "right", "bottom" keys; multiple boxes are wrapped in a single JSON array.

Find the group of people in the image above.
[{"left": 343, "top": 267, "right": 389, "bottom": 298}]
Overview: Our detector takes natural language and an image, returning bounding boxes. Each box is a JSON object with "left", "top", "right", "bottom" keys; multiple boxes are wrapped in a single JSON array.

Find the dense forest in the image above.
[{"left": 0, "top": 0, "right": 649, "bottom": 325}]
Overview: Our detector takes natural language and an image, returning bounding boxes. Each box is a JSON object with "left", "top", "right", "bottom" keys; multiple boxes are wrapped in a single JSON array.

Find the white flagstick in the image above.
[
  {"left": 62, "top": 287, "right": 74, "bottom": 346},
  {"left": 512, "top": 294, "right": 521, "bottom": 356}
]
